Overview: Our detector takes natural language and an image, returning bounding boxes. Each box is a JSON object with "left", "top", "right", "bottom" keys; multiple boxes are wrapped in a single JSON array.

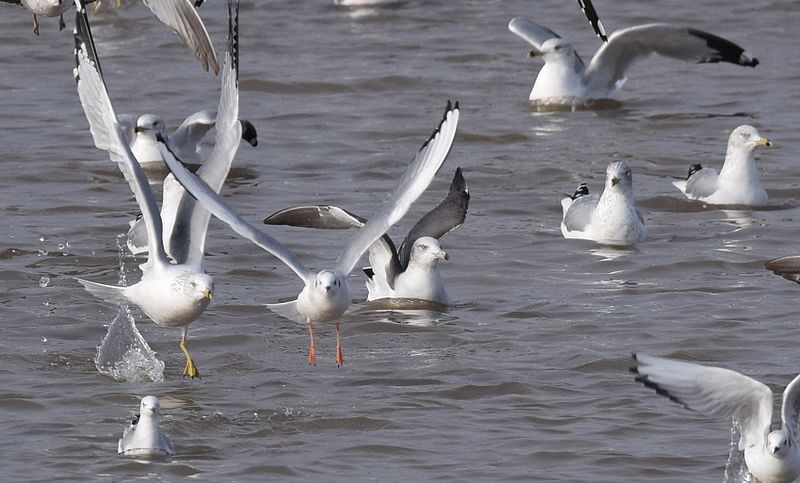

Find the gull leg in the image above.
[
  {"left": 307, "top": 319, "right": 316, "bottom": 366},
  {"left": 180, "top": 327, "right": 200, "bottom": 378},
  {"left": 58, "top": 13, "right": 65, "bottom": 31},
  {"left": 32, "top": 15, "right": 40, "bottom": 36},
  {"left": 335, "top": 322, "right": 344, "bottom": 368}
]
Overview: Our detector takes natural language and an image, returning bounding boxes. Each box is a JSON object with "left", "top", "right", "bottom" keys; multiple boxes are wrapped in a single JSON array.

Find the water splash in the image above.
[
  {"left": 723, "top": 421, "right": 753, "bottom": 483},
  {"left": 93, "top": 235, "right": 164, "bottom": 383}
]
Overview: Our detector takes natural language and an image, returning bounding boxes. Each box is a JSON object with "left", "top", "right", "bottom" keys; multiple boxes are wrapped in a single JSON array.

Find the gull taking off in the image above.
[
  {"left": 560, "top": 161, "right": 646, "bottom": 246},
  {"left": 73, "top": 0, "right": 244, "bottom": 377},
  {"left": 673, "top": 125, "right": 772, "bottom": 206},
  {"left": 507, "top": 1, "right": 757, "bottom": 106},
  {"left": 263, "top": 167, "right": 469, "bottom": 305},
  {"left": 118, "top": 395, "right": 174, "bottom": 458},
  {"left": 632, "top": 354, "right": 800, "bottom": 483},
  {"left": 161, "top": 102, "right": 460, "bottom": 366}
]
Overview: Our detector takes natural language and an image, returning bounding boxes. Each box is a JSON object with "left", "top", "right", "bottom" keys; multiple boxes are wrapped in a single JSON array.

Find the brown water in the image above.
[{"left": 2, "top": 0, "right": 800, "bottom": 481}]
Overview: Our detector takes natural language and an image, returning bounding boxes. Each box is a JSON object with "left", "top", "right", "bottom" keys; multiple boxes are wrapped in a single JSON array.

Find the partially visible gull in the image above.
[
  {"left": 632, "top": 354, "right": 800, "bottom": 483},
  {"left": 507, "top": 4, "right": 758, "bottom": 106},
  {"left": 673, "top": 125, "right": 772, "bottom": 206},
  {"left": 161, "top": 101, "right": 460, "bottom": 366},
  {"left": 560, "top": 161, "right": 646, "bottom": 246},
  {"left": 73, "top": 0, "right": 243, "bottom": 377},
  {"left": 0, "top": 0, "right": 72, "bottom": 35},
  {"left": 263, "top": 167, "right": 470, "bottom": 305},
  {"left": 118, "top": 395, "right": 174, "bottom": 458}
]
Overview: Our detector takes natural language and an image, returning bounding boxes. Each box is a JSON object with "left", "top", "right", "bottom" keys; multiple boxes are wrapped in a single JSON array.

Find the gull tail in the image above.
[
  {"left": 77, "top": 278, "right": 128, "bottom": 305},
  {"left": 672, "top": 180, "right": 688, "bottom": 194},
  {"left": 266, "top": 299, "right": 307, "bottom": 325}
]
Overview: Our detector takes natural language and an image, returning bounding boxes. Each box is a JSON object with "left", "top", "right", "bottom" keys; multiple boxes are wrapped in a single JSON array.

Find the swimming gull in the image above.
[
  {"left": 73, "top": 0, "right": 243, "bottom": 377},
  {"left": 118, "top": 395, "right": 174, "bottom": 457},
  {"left": 507, "top": 5, "right": 758, "bottom": 105},
  {"left": 161, "top": 101, "right": 460, "bottom": 366},
  {"left": 560, "top": 161, "right": 646, "bottom": 246},
  {"left": 632, "top": 353, "right": 800, "bottom": 483},
  {"left": 673, "top": 125, "right": 772, "bottom": 206},
  {"left": 263, "top": 167, "right": 469, "bottom": 305}
]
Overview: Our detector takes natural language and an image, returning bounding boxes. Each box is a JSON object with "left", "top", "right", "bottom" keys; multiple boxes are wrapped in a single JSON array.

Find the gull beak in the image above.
[
  {"left": 324, "top": 286, "right": 332, "bottom": 292},
  {"left": 435, "top": 250, "right": 449, "bottom": 261},
  {"left": 611, "top": 177, "right": 619, "bottom": 187},
  {"left": 773, "top": 446, "right": 780, "bottom": 455},
  {"left": 134, "top": 126, "right": 145, "bottom": 133},
  {"left": 202, "top": 289, "right": 213, "bottom": 300},
  {"left": 757, "top": 137, "right": 773, "bottom": 147},
  {"left": 527, "top": 49, "right": 542, "bottom": 58}
]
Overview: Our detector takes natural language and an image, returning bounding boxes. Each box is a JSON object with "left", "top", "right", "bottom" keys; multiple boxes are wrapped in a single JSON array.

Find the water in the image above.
[{"left": 1, "top": 0, "right": 799, "bottom": 480}]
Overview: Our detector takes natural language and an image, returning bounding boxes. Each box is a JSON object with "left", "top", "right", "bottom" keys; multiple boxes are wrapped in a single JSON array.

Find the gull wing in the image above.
[
  {"left": 397, "top": 167, "right": 469, "bottom": 269},
  {"left": 781, "top": 374, "right": 800, "bottom": 442},
  {"left": 334, "top": 101, "right": 460, "bottom": 276},
  {"left": 576, "top": 0, "right": 607, "bottom": 42},
  {"left": 682, "top": 167, "right": 719, "bottom": 200},
  {"left": 168, "top": 0, "right": 241, "bottom": 269},
  {"left": 632, "top": 354, "right": 772, "bottom": 451},
  {"left": 168, "top": 109, "right": 217, "bottom": 161},
  {"left": 584, "top": 24, "right": 758, "bottom": 95},
  {"left": 561, "top": 193, "right": 598, "bottom": 234},
  {"left": 73, "top": 0, "right": 169, "bottom": 268},
  {"left": 764, "top": 255, "right": 800, "bottom": 285},
  {"left": 142, "top": 0, "right": 219, "bottom": 74},
  {"left": 508, "top": 17, "right": 561, "bottom": 51}
]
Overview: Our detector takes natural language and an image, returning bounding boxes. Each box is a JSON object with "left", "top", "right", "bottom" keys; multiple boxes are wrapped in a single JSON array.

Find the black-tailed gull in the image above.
[
  {"left": 560, "top": 161, "right": 646, "bottom": 246},
  {"left": 263, "top": 167, "right": 469, "bottom": 305},
  {"left": 632, "top": 353, "right": 800, "bottom": 483},
  {"left": 118, "top": 395, "right": 174, "bottom": 458},
  {"left": 507, "top": 5, "right": 758, "bottom": 106},
  {"left": 673, "top": 125, "right": 772, "bottom": 206},
  {"left": 73, "top": 0, "right": 243, "bottom": 377},
  {"left": 161, "top": 101, "right": 460, "bottom": 366}
]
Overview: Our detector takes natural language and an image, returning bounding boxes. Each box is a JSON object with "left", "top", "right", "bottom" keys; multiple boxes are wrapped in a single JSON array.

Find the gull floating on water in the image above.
[
  {"left": 560, "top": 161, "right": 646, "bottom": 246},
  {"left": 263, "top": 167, "right": 470, "bottom": 305},
  {"left": 632, "top": 353, "right": 800, "bottom": 483},
  {"left": 162, "top": 101, "right": 460, "bottom": 366},
  {"left": 507, "top": 2, "right": 758, "bottom": 106},
  {"left": 673, "top": 125, "right": 772, "bottom": 206},
  {"left": 73, "top": 0, "right": 243, "bottom": 377},
  {"left": 118, "top": 395, "right": 174, "bottom": 458}
]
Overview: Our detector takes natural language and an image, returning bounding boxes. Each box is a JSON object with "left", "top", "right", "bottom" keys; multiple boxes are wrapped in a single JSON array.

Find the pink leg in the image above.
[
  {"left": 307, "top": 321, "right": 316, "bottom": 366},
  {"left": 335, "top": 322, "right": 344, "bottom": 367}
]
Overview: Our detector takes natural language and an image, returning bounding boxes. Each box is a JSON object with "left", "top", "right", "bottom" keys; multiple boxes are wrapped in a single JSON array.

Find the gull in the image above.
[
  {"left": 632, "top": 354, "right": 800, "bottom": 483},
  {"left": 560, "top": 161, "right": 646, "bottom": 246},
  {"left": 673, "top": 125, "right": 772, "bottom": 206},
  {"left": 160, "top": 101, "right": 460, "bottom": 366},
  {"left": 72, "top": 0, "right": 243, "bottom": 377},
  {"left": 118, "top": 395, "right": 174, "bottom": 458},
  {"left": 764, "top": 252, "right": 800, "bottom": 286},
  {"left": 507, "top": 4, "right": 758, "bottom": 105},
  {"left": 1, "top": 0, "right": 72, "bottom": 35},
  {"left": 262, "top": 167, "right": 469, "bottom": 305}
]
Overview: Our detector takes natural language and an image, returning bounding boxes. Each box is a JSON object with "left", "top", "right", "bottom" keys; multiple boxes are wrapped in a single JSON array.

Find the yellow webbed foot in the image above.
[{"left": 180, "top": 337, "right": 200, "bottom": 379}]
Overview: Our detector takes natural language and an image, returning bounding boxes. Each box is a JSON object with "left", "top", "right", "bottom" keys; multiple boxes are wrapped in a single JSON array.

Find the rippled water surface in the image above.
[{"left": 2, "top": 0, "right": 800, "bottom": 481}]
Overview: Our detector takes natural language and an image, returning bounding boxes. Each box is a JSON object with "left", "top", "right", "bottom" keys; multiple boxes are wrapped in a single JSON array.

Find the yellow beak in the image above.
[
  {"left": 757, "top": 137, "right": 773, "bottom": 147},
  {"left": 202, "top": 289, "right": 213, "bottom": 300}
]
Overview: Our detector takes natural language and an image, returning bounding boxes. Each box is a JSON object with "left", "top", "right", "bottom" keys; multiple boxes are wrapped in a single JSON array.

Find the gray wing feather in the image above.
[
  {"left": 508, "top": 17, "right": 560, "bottom": 50},
  {"left": 782, "top": 374, "right": 800, "bottom": 443},
  {"left": 765, "top": 255, "right": 800, "bottom": 285},
  {"left": 168, "top": 109, "right": 217, "bottom": 161},
  {"left": 334, "top": 101, "right": 460, "bottom": 276},
  {"left": 683, "top": 167, "right": 719, "bottom": 200},
  {"left": 398, "top": 167, "right": 469, "bottom": 269},
  {"left": 73, "top": 1, "right": 169, "bottom": 268},
  {"left": 584, "top": 24, "right": 757, "bottom": 94},
  {"left": 141, "top": 0, "right": 219, "bottom": 74},
  {"left": 562, "top": 193, "right": 599, "bottom": 233},
  {"left": 264, "top": 205, "right": 367, "bottom": 229}
]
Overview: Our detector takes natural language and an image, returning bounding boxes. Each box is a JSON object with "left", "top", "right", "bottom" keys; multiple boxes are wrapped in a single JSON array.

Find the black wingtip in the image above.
[
  {"left": 363, "top": 267, "right": 375, "bottom": 280},
  {"left": 228, "top": 0, "right": 240, "bottom": 80},
  {"left": 576, "top": 0, "right": 608, "bottom": 42},
  {"left": 417, "top": 100, "right": 459, "bottom": 154},
  {"left": 687, "top": 28, "right": 758, "bottom": 67},
  {"left": 630, "top": 353, "right": 693, "bottom": 411},
  {"left": 240, "top": 119, "right": 258, "bottom": 147},
  {"left": 569, "top": 182, "right": 589, "bottom": 200},
  {"left": 687, "top": 164, "right": 702, "bottom": 180},
  {"left": 73, "top": 0, "right": 103, "bottom": 81}
]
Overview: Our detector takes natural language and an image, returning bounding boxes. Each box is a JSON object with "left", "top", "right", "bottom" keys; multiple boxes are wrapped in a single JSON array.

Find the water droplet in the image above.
[
  {"left": 39, "top": 236, "right": 46, "bottom": 242},
  {"left": 57, "top": 243, "right": 65, "bottom": 250},
  {"left": 39, "top": 276, "right": 50, "bottom": 288},
  {"left": 37, "top": 249, "right": 49, "bottom": 256},
  {"left": 41, "top": 337, "right": 47, "bottom": 343}
]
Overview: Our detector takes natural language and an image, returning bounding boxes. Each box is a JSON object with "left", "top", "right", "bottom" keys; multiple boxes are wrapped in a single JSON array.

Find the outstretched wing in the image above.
[
  {"left": 781, "top": 374, "right": 800, "bottom": 443},
  {"left": 632, "top": 353, "right": 772, "bottom": 451},
  {"left": 142, "top": 0, "right": 219, "bottom": 74},
  {"left": 398, "top": 167, "right": 469, "bottom": 269},
  {"left": 334, "top": 101, "right": 460, "bottom": 276},
  {"left": 168, "top": 0, "right": 241, "bottom": 269},
  {"left": 508, "top": 17, "right": 561, "bottom": 51},
  {"left": 584, "top": 24, "right": 758, "bottom": 95},
  {"left": 576, "top": 0, "right": 607, "bottom": 42},
  {"left": 73, "top": 0, "right": 169, "bottom": 268}
]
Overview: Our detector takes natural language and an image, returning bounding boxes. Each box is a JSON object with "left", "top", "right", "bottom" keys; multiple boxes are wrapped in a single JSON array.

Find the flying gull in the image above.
[
  {"left": 673, "top": 125, "right": 772, "bottom": 206},
  {"left": 263, "top": 167, "right": 469, "bottom": 305},
  {"left": 73, "top": 0, "right": 243, "bottom": 377},
  {"left": 0, "top": 0, "right": 72, "bottom": 34},
  {"left": 507, "top": 4, "right": 758, "bottom": 106},
  {"left": 632, "top": 353, "right": 800, "bottom": 483},
  {"left": 118, "top": 395, "right": 174, "bottom": 458},
  {"left": 560, "top": 161, "right": 646, "bottom": 246},
  {"left": 161, "top": 101, "right": 460, "bottom": 366}
]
